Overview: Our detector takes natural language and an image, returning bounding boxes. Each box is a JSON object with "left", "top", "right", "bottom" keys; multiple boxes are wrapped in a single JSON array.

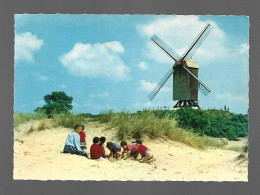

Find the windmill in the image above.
[{"left": 148, "top": 23, "right": 213, "bottom": 109}]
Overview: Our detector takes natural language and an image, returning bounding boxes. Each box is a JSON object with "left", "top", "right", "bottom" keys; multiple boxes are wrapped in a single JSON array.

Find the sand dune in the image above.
[{"left": 13, "top": 120, "right": 248, "bottom": 181}]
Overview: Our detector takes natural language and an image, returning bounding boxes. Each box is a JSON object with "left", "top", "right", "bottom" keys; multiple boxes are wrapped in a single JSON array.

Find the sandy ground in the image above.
[{"left": 13, "top": 119, "right": 248, "bottom": 181}]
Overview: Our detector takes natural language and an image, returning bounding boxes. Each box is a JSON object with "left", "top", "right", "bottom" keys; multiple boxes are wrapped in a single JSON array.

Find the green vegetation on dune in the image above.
[
  {"left": 175, "top": 107, "right": 248, "bottom": 141},
  {"left": 14, "top": 112, "right": 46, "bottom": 127},
  {"left": 98, "top": 110, "right": 225, "bottom": 150},
  {"left": 14, "top": 112, "right": 86, "bottom": 129},
  {"left": 52, "top": 112, "right": 86, "bottom": 128},
  {"left": 140, "top": 107, "right": 248, "bottom": 141},
  {"left": 14, "top": 105, "right": 248, "bottom": 150}
]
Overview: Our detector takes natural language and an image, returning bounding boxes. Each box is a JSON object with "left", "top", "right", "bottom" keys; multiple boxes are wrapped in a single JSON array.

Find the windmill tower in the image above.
[{"left": 148, "top": 23, "right": 213, "bottom": 109}]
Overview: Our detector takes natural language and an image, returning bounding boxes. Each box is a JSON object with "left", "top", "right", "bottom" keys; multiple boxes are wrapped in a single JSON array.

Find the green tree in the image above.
[{"left": 36, "top": 91, "right": 73, "bottom": 117}]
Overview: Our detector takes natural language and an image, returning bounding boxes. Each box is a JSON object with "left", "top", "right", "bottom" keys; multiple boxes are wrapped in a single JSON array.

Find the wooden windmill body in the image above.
[
  {"left": 148, "top": 24, "right": 213, "bottom": 108},
  {"left": 173, "top": 59, "right": 199, "bottom": 101}
]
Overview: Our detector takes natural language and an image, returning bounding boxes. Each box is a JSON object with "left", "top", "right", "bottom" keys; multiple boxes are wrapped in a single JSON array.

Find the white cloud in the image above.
[
  {"left": 137, "top": 15, "right": 228, "bottom": 65},
  {"left": 215, "top": 92, "right": 248, "bottom": 103},
  {"left": 90, "top": 92, "right": 109, "bottom": 98},
  {"left": 239, "top": 43, "right": 249, "bottom": 54},
  {"left": 59, "top": 41, "right": 130, "bottom": 81},
  {"left": 15, "top": 32, "right": 43, "bottom": 62},
  {"left": 72, "top": 102, "right": 79, "bottom": 108},
  {"left": 61, "top": 84, "right": 67, "bottom": 89},
  {"left": 138, "top": 61, "right": 148, "bottom": 70},
  {"left": 34, "top": 100, "right": 45, "bottom": 107},
  {"left": 140, "top": 80, "right": 171, "bottom": 92},
  {"left": 39, "top": 75, "right": 48, "bottom": 81}
]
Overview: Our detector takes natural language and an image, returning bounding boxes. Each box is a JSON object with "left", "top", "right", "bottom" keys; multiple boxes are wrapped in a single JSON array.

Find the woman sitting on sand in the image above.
[
  {"left": 63, "top": 124, "right": 88, "bottom": 158},
  {"left": 134, "top": 140, "right": 154, "bottom": 164}
]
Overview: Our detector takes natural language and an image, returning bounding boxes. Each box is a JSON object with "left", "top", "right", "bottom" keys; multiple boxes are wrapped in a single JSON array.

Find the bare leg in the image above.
[
  {"left": 141, "top": 151, "right": 153, "bottom": 163},
  {"left": 115, "top": 151, "right": 121, "bottom": 159}
]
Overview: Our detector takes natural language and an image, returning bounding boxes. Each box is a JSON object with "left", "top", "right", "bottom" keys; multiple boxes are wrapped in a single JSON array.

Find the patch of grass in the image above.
[
  {"left": 227, "top": 146, "right": 244, "bottom": 153},
  {"left": 52, "top": 112, "right": 86, "bottom": 128},
  {"left": 98, "top": 110, "right": 114, "bottom": 123},
  {"left": 242, "top": 142, "right": 248, "bottom": 153},
  {"left": 14, "top": 112, "right": 46, "bottom": 127},
  {"left": 26, "top": 125, "right": 37, "bottom": 135},
  {"left": 98, "top": 110, "right": 225, "bottom": 150},
  {"left": 37, "top": 120, "right": 49, "bottom": 131}
]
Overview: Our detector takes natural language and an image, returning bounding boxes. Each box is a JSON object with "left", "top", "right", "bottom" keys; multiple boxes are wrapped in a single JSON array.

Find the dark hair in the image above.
[
  {"left": 100, "top": 136, "right": 106, "bottom": 143},
  {"left": 136, "top": 139, "right": 142, "bottom": 144},
  {"left": 106, "top": 142, "right": 113, "bottom": 149},
  {"left": 80, "top": 124, "right": 85, "bottom": 130},
  {"left": 120, "top": 141, "right": 127, "bottom": 147},
  {"left": 74, "top": 124, "right": 81, "bottom": 130},
  {"left": 93, "top": 137, "right": 100, "bottom": 144}
]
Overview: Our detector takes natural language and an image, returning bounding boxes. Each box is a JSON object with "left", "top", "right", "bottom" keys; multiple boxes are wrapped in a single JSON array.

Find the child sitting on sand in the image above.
[
  {"left": 106, "top": 142, "right": 121, "bottom": 159},
  {"left": 79, "top": 125, "right": 87, "bottom": 150},
  {"left": 90, "top": 137, "right": 106, "bottom": 161},
  {"left": 63, "top": 124, "right": 88, "bottom": 157},
  {"left": 134, "top": 140, "right": 153, "bottom": 164},
  {"left": 120, "top": 141, "right": 138, "bottom": 160},
  {"left": 99, "top": 136, "right": 106, "bottom": 156}
]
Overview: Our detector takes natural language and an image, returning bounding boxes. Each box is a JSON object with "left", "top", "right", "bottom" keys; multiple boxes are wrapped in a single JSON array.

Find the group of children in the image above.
[{"left": 63, "top": 124, "right": 154, "bottom": 164}]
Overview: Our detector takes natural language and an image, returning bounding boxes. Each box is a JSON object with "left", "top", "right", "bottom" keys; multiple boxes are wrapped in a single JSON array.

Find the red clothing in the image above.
[
  {"left": 79, "top": 131, "right": 86, "bottom": 142},
  {"left": 126, "top": 143, "right": 138, "bottom": 152},
  {"left": 134, "top": 144, "right": 148, "bottom": 158},
  {"left": 90, "top": 144, "right": 105, "bottom": 159},
  {"left": 99, "top": 143, "right": 106, "bottom": 155}
]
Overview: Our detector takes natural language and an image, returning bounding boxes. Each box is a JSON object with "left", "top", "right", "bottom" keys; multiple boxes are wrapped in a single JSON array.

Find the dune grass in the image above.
[
  {"left": 14, "top": 112, "right": 46, "bottom": 127},
  {"left": 52, "top": 112, "right": 86, "bottom": 128},
  {"left": 99, "top": 110, "right": 226, "bottom": 150},
  {"left": 37, "top": 119, "right": 51, "bottom": 131},
  {"left": 25, "top": 120, "right": 51, "bottom": 135},
  {"left": 14, "top": 111, "right": 87, "bottom": 130}
]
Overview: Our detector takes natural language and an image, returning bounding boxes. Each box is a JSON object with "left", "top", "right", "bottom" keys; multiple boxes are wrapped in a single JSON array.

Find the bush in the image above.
[
  {"left": 175, "top": 107, "right": 210, "bottom": 135},
  {"left": 152, "top": 110, "right": 176, "bottom": 119},
  {"left": 175, "top": 107, "right": 248, "bottom": 140}
]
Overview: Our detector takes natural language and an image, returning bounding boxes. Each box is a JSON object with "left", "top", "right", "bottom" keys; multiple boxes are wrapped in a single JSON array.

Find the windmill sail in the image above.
[
  {"left": 182, "top": 66, "right": 211, "bottom": 94},
  {"left": 151, "top": 35, "right": 181, "bottom": 62},
  {"left": 182, "top": 23, "right": 213, "bottom": 61},
  {"left": 148, "top": 68, "right": 175, "bottom": 101},
  {"left": 198, "top": 83, "right": 210, "bottom": 96},
  {"left": 148, "top": 24, "right": 213, "bottom": 102}
]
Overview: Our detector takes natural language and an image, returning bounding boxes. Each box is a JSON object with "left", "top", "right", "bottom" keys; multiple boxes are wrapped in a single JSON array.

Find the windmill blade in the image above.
[
  {"left": 148, "top": 68, "right": 175, "bottom": 101},
  {"left": 181, "top": 23, "right": 213, "bottom": 61},
  {"left": 182, "top": 66, "right": 211, "bottom": 94},
  {"left": 151, "top": 35, "right": 181, "bottom": 62},
  {"left": 198, "top": 83, "right": 210, "bottom": 96}
]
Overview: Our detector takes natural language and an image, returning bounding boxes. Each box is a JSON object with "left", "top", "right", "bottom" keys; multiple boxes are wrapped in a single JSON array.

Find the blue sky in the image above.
[{"left": 14, "top": 15, "right": 249, "bottom": 114}]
